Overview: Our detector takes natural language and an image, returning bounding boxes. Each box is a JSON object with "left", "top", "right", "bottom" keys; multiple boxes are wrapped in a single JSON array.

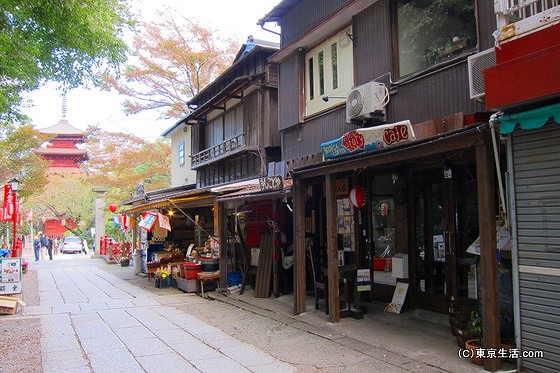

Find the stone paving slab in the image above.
[{"left": 31, "top": 258, "right": 300, "bottom": 373}]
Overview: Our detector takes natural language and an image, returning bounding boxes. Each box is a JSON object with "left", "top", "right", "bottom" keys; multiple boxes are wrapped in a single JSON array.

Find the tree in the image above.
[
  {"left": 0, "top": 125, "right": 49, "bottom": 198},
  {"left": 24, "top": 126, "right": 171, "bottom": 239},
  {"left": 85, "top": 125, "right": 171, "bottom": 206},
  {"left": 102, "top": 9, "right": 238, "bottom": 119},
  {"left": 0, "top": 0, "right": 131, "bottom": 125}
]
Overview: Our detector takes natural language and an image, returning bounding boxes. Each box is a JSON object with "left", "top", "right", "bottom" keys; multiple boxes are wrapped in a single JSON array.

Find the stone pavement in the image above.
[
  {"left": 17, "top": 254, "right": 517, "bottom": 372},
  {"left": 21, "top": 255, "right": 295, "bottom": 373}
]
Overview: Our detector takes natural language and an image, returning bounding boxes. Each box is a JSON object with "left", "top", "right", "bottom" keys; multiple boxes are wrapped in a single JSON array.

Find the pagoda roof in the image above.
[
  {"left": 38, "top": 119, "right": 85, "bottom": 136},
  {"left": 36, "top": 148, "right": 88, "bottom": 156}
]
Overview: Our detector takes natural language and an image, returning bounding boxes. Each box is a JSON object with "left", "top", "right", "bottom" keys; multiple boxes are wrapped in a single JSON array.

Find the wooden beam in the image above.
[
  {"left": 325, "top": 174, "right": 340, "bottom": 322},
  {"left": 476, "top": 136, "right": 501, "bottom": 372},
  {"left": 294, "top": 178, "right": 307, "bottom": 315}
]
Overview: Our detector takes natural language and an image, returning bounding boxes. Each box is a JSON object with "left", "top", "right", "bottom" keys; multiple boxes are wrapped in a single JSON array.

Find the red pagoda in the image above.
[
  {"left": 35, "top": 102, "right": 88, "bottom": 238},
  {"left": 36, "top": 119, "right": 88, "bottom": 170}
]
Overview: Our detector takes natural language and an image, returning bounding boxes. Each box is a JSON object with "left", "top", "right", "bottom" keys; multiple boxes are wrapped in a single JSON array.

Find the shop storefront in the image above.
[
  {"left": 291, "top": 122, "right": 504, "bottom": 353},
  {"left": 214, "top": 177, "right": 293, "bottom": 297},
  {"left": 125, "top": 187, "right": 219, "bottom": 290}
]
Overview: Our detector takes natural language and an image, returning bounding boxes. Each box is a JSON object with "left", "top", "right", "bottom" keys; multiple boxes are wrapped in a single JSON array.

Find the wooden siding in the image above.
[
  {"left": 353, "top": 1, "right": 392, "bottom": 84},
  {"left": 386, "top": 63, "right": 485, "bottom": 125},
  {"left": 279, "top": 0, "right": 351, "bottom": 45},
  {"left": 282, "top": 108, "right": 359, "bottom": 161},
  {"left": 279, "top": 53, "right": 303, "bottom": 131}
]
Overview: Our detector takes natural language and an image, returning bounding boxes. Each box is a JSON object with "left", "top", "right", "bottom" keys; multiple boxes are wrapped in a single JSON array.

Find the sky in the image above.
[{"left": 21, "top": 0, "right": 281, "bottom": 141}]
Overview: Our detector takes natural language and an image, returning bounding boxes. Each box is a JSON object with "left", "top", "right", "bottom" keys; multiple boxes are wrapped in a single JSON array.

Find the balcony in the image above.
[
  {"left": 485, "top": 1, "right": 560, "bottom": 111},
  {"left": 191, "top": 133, "right": 247, "bottom": 168}
]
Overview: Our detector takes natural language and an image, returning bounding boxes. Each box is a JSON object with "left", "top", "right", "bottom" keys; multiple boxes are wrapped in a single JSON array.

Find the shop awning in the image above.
[
  {"left": 125, "top": 188, "right": 214, "bottom": 214},
  {"left": 216, "top": 179, "right": 292, "bottom": 202},
  {"left": 499, "top": 102, "right": 560, "bottom": 134}
]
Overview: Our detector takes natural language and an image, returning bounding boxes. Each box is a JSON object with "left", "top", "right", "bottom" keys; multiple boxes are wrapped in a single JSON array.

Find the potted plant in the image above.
[
  {"left": 449, "top": 310, "right": 482, "bottom": 348},
  {"left": 461, "top": 312, "right": 483, "bottom": 365},
  {"left": 118, "top": 242, "right": 132, "bottom": 267}
]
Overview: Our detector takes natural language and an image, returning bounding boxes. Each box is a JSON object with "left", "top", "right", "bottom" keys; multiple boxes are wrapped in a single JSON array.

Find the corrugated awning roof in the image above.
[
  {"left": 216, "top": 179, "right": 292, "bottom": 202},
  {"left": 125, "top": 188, "right": 214, "bottom": 214}
]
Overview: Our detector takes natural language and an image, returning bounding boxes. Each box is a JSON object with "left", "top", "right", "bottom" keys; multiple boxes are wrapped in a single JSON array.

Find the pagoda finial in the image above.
[{"left": 62, "top": 92, "right": 67, "bottom": 119}]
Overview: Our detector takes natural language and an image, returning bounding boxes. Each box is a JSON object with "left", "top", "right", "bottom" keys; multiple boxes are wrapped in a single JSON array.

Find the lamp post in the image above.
[{"left": 8, "top": 178, "right": 20, "bottom": 257}]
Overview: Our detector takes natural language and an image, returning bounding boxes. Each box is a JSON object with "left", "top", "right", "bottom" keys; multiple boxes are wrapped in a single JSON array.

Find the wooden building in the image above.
[{"left": 259, "top": 1, "right": 506, "bottom": 371}]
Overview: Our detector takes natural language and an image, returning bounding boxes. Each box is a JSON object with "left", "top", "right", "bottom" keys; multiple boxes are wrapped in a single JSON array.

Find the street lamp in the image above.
[{"left": 8, "top": 178, "right": 20, "bottom": 257}]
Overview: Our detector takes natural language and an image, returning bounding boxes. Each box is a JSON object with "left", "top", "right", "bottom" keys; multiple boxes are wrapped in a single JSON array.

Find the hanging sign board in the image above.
[
  {"left": 0, "top": 258, "right": 22, "bottom": 295},
  {"left": 321, "top": 120, "right": 415, "bottom": 160}
]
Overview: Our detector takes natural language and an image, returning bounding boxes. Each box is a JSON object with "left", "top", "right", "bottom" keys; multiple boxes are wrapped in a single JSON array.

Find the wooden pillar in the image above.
[
  {"left": 294, "top": 178, "right": 307, "bottom": 315},
  {"left": 217, "top": 201, "right": 227, "bottom": 290},
  {"left": 325, "top": 174, "right": 340, "bottom": 322},
  {"left": 476, "top": 137, "right": 501, "bottom": 372},
  {"left": 273, "top": 199, "right": 280, "bottom": 297}
]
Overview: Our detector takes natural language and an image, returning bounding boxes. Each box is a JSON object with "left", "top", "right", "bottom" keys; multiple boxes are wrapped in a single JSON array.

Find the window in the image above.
[
  {"left": 395, "top": 0, "right": 477, "bottom": 78},
  {"left": 178, "top": 140, "right": 185, "bottom": 166},
  {"left": 305, "top": 27, "right": 354, "bottom": 116}
]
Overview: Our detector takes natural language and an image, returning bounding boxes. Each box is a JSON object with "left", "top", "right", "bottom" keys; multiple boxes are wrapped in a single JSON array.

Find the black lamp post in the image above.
[{"left": 8, "top": 178, "right": 20, "bottom": 256}]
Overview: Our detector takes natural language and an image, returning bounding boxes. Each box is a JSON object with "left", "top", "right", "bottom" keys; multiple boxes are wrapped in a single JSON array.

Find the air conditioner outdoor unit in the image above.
[
  {"left": 346, "top": 81, "right": 389, "bottom": 123},
  {"left": 468, "top": 48, "right": 496, "bottom": 99}
]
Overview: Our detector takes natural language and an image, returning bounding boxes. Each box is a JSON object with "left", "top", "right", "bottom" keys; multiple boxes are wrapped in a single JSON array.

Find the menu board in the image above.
[{"left": 0, "top": 258, "right": 22, "bottom": 295}]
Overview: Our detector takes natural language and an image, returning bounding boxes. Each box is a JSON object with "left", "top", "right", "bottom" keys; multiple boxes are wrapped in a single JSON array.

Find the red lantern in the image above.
[
  {"left": 109, "top": 203, "right": 117, "bottom": 213},
  {"left": 349, "top": 186, "right": 365, "bottom": 208}
]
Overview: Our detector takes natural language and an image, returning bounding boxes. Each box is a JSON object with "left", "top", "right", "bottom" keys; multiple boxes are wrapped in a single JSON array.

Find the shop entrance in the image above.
[{"left": 411, "top": 163, "right": 479, "bottom": 314}]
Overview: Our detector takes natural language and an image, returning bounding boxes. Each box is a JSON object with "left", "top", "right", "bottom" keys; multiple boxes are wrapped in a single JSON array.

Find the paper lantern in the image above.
[
  {"left": 349, "top": 185, "right": 365, "bottom": 208},
  {"left": 109, "top": 203, "right": 117, "bottom": 213}
]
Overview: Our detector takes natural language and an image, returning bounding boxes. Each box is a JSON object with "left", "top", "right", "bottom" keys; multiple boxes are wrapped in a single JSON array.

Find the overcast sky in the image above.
[{"left": 22, "top": 0, "right": 281, "bottom": 141}]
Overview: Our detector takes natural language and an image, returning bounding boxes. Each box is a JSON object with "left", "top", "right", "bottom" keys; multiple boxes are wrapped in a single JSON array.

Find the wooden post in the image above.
[
  {"left": 273, "top": 199, "right": 280, "bottom": 297},
  {"left": 294, "top": 178, "right": 307, "bottom": 315},
  {"left": 217, "top": 201, "right": 227, "bottom": 290},
  {"left": 476, "top": 138, "right": 501, "bottom": 372},
  {"left": 325, "top": 174, "right": 340, "bottom": 322}
]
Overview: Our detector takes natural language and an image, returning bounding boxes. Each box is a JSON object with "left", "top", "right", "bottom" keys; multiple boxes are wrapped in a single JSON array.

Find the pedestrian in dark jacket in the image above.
[
  {"left": 47, "top": 236, "right": 54, "bottom": 260},
  {"left": 33, "top": 236, "right": 41, "bottom": 262}
]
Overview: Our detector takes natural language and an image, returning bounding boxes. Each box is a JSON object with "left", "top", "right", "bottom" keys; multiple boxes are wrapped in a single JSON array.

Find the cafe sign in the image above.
[{"left": 321, "top": 120, "right": 415, "bottom": 160}]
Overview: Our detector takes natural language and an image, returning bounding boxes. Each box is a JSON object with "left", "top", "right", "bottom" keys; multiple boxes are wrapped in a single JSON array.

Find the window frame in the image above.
[
  {"left": 178, "top": 140, "right": 185, "bottom": 167},
  {"left": 392, "top": 0, "right": 478, "bottom": 80},
  {"left": 304, "top": 26, "right": 354, "bottom": 117}
]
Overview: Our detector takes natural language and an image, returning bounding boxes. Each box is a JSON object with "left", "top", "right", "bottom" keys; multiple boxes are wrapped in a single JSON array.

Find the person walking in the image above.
[
  {"left": 47, "top": 236, "right": 54, "bottom": 260},
  {"left": 33, "top": 235, "right": 41, "bottom": 262},
  {"left": 39, "top": 232, "right": 48, "bottom": 260}
]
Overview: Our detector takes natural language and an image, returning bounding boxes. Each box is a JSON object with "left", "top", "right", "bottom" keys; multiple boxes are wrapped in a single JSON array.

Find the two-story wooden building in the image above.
[
  {"left": 166, "top": 37, "right": 294, "bottom": 292},
  {"left": 259, "top": 1, "right": 507, "bottom": 371}
]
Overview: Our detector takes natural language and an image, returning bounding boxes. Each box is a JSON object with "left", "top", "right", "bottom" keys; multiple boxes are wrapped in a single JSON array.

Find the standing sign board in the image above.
[
  {"left": 0, "top": 257, "right": 22, "bottom": 295},
  {"left": 384, "top": 281, "right": 409, "bottom": 314}
]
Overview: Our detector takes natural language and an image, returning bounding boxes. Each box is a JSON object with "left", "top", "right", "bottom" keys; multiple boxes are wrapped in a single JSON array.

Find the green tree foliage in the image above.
[
  {"left": 1, "top": 0, "right": 132, "bottom": 124},
  {"left": 0, "top": 125, "right": 49, "bottom": 198},
  {"left": 102, "top": 9, "right": 238, "bottom": 119}
]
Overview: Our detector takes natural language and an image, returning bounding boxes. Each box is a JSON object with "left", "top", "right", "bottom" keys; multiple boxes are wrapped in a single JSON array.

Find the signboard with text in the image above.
[{"left": 0, "top": 258, "right": 22, "bottom": 295}]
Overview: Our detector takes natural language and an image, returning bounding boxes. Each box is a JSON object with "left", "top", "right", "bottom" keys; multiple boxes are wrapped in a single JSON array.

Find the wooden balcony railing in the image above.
[{"left": 191, "top": 133, "right": 246, "bottom": 168}]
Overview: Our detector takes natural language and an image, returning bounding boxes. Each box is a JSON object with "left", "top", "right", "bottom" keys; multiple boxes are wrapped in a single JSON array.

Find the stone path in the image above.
[{"left": 24, "top": 260, "right": 295, "bottom": 373}]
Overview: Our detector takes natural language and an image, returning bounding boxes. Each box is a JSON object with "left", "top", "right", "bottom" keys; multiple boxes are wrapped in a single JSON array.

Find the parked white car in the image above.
[{"left": 60, "top": 237, "right": 84, "bottom": 254}]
